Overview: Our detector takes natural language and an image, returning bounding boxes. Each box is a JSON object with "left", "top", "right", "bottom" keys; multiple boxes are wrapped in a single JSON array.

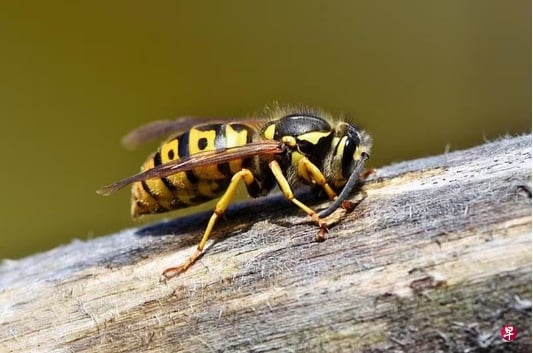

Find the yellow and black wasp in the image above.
[{"left": 97, "top": 106, "right": 372, "bottom": 279}]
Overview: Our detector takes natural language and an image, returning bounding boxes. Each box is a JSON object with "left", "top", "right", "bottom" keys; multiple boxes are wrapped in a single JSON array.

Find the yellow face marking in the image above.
[
  {"left": 297, "top": 131, "right": 331, "bottom": 145},
  {"left": 329, "top": 136, "right": 346, "bottom": 187},
  {"left": 263, "top": 124, "right": 276, "bottom": 140},
  {"left": 330, "top": 137, "right": 340, "bottom": 149},
  {"left": 189, "top": 128, "right": 216, "bottom": 155},
  {"left": 335, "top": 136, "right": 348, "bottom": 159}
]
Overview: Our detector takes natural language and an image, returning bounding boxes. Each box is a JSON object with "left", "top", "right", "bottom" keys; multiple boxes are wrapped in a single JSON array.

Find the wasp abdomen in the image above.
[{"left": 131, "top": 122, "right": 257, "bottom": 217}]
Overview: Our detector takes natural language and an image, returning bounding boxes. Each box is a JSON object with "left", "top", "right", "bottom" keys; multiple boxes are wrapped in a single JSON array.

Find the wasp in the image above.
[{"left": 97, "top": 106, "right": 371, "bottom": 279}]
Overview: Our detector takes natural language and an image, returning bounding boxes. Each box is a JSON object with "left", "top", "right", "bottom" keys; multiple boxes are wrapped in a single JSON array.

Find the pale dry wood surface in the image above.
[{"left": 0, "top": 135, "right": 531, "bottom": 353}]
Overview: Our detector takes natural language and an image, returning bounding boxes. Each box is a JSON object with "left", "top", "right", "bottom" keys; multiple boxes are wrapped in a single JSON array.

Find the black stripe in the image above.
[
  {"left": 153, "top": 151, "right": 162, "bottom": 166},
  {"left": 162, "top": 177, "right": 178, "bottom": 191},
  {"left": 141, "top": 181, "right": 168, "bottom": 210},
  {"left": 217, "top": 162, "right": 231, "bottom": 176},
  {"left": 186, "top": 170, "right": 198, "bottom": 184},
  {"left": 178, "top": 132, "right": 190, "bottom": 159},
  {"left": 246, "top": 127, "right": 254, "bottom": 143},
  {"left": 245, "top": 180, "right": 262, "bottom": 197},
  {"left": 177, "top": 132, "right": 198, "bottom": 184},
  {"left": 151, "top": 147, "right": 180, "bottom": 193},
  {"left": 229, "top": 123, "right": 245, "bottom": 132},
  {"left": 150, "top": 150, "right": 177, "bottom": 193},
  {"left": 140, "top": 182, "right": 169, "bottom": 213},
  {"left": 189, "top": 194, "right": 215, "bottom": 204}
]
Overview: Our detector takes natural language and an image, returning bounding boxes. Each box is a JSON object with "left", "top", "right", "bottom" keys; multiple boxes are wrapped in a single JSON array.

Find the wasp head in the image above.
[{"left": 326, "top": 122, "right": 372, "bottom": 189}]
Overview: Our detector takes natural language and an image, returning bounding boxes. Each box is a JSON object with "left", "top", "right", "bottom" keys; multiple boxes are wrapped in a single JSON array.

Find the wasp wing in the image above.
[
  {"left": 122, "top": 117, "right": 265, "bottom": 149},
  {"left": 97, "top": 140, "right": 283, "bottom": 196}
]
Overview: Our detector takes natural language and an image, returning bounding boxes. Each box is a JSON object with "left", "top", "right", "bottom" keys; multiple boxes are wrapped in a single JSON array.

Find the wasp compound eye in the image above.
[{"left": 341, "top": 126, "right": 361, "bottom": 179}]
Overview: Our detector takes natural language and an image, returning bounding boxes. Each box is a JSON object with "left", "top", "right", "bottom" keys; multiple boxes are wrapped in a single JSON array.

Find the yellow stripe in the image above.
[
  {"left": 131, "top": 182, "right": 160, "bottom": 217},
  {"left": 160, "top": 139, "right": 178, "bottom": 164},
  {"left": 160, "top": 138, "right": 197, "bottom": 193},
  {"left": 141, "top": 158, "right": 174, "bottom": 209},
  {"left": 226, "top": 124, "right": 247, "bottom": 173},
  {"left": 263, "top": 124, "right": 276, "bottom": 140},
  {"left": 189, "top": 127, "right": 224, "bottom": 179},
  {"left": 336, "top": 137, "right": 347, "bottom": 159},
  {"left": 174, "top": 183, "right": 195, "bottom": 204},
  {"left": 297, "top": 131, "right": 331, "bottom": 145},
  {"left": 189, "top": 128, "right": 216, "bottom": 154},
  {"left": 225, "top": 124, "right": 248, "bottom": 147},
  {"left": 198, "top": 180, "right": 220, "bottom": 198}
]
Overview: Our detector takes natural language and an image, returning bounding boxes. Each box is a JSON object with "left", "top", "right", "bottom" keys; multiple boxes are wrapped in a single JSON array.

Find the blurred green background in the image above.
[{"left": 0, "top": 1, "right": 530, "bottom": 259}]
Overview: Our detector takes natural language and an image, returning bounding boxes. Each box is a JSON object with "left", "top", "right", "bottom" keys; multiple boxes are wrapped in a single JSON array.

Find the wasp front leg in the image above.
[
  {"left": 162, "top": 169, "right": 256, "bottom": 280},
  {"left": 297, "top": 157, "right": 357, "bottom": 212},
  {"left": 297, "top": 157, "right": 337, "bottom": 200},
  {"left": 269, "top": 160, "right": 329, "bottom": 241}
]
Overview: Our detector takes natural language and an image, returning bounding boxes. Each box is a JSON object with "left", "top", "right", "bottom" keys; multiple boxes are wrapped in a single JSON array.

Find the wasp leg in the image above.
[
  {"left": 298, "top": 157, "right": 356, "bottom": 212},
  {"left": 162, "top": 169, "right": 255, "bottom": 280},
  {"left": 297, "top": 157, "right": 337, "bottom": 200},
  {"left": 269, "top": 160, "right": 328, "bottom": 241}
]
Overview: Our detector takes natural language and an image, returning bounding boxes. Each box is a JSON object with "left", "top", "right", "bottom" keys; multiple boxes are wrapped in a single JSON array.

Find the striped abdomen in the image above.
[{"left": 131, "top": 122, "right": 257, "bottom": 217}]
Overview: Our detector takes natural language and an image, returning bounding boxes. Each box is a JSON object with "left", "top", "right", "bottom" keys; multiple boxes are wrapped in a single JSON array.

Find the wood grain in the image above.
[{"left": 1, "top": 135, "right": 531, "bottom": 352}]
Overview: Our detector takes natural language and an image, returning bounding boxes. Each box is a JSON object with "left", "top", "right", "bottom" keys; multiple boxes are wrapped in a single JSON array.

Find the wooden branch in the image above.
[{"left": 1, "top": 135, "right": 531, "bottom": 352}]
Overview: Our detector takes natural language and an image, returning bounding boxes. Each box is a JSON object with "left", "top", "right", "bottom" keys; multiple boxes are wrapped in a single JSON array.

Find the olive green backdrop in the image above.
[{"left": 0, "top": 1, "right": 530, "bottom": 259}]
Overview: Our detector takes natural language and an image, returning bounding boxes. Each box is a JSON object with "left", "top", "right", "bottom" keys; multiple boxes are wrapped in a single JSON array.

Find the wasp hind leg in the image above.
[
  {"left": 269, "top": 160, "right": 329, "bottom": 241},
  {"left": 162, "top": 169, "right": 255, "bottom": 280}
]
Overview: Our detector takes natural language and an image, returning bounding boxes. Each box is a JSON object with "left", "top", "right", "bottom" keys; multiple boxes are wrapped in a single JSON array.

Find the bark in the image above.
[{"left": 0, "top": 135, "right": 531, "bottom": 353}]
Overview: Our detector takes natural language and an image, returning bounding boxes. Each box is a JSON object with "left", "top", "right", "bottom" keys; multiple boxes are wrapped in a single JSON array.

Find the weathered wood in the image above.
[{"left": 1, "top": 135, "right": 531, "bottom": 353}]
